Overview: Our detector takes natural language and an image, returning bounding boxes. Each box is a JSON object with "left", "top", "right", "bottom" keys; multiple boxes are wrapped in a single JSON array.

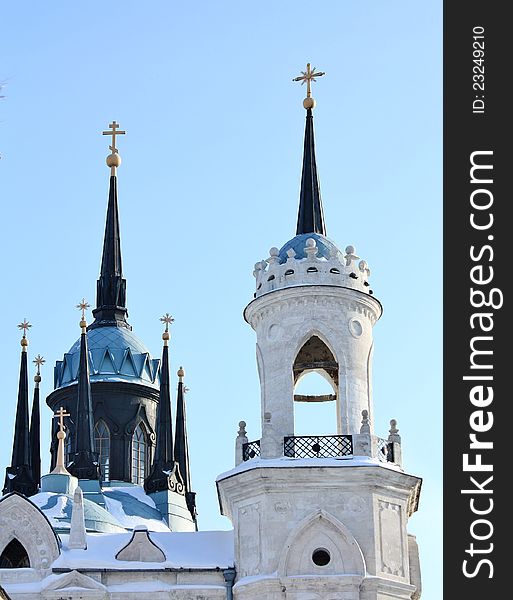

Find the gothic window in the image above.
[
  {"left": 131, "top": 423, "right": 147, "bottom": 484},
  {"left": 0, "top": 538, "right": 30, "bottom": 568},
  {"left": 94, "top": 419, "right": 110, "bottom": 482}
]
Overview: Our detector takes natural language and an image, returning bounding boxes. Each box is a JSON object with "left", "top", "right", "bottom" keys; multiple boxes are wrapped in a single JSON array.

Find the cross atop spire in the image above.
[
  {"left": 293, "top": 63, "right": 326, "bottom": 107},
  {"left": 102, "top": 120, "right": 126, "bottom": 155},
  {"left": 293, "top": 62, "right": 327, "bottom": 236},
  {"left": 18, "top": 318, "right": 32, "bottom": 336}
]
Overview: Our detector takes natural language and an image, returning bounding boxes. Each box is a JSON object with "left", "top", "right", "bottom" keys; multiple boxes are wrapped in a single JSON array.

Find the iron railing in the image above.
[
  {"left": 242, "top": 439, "right": 261, "bottom": 461},
  {"left": 283, "top": 435, "right": 353, "bottom": 459}
]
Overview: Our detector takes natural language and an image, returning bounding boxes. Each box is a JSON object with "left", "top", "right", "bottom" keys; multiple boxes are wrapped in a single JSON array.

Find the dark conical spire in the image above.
[
  {"left": 90, "top": 174, "right": 129, "bottom": 329},
  {"left": 3, "top": 321, "right": 38, "bottom": 496},
  {"left": 68, "top": 305, "right": 100, "bottom": 480},
  {"left": 174, "top": 367, "right": 197, "bottom": 523},
  {"left": 90, "top": 121, "right": 129, "bottom": 330},
  {"left": 292, "top": 63, "right": 327, "bottom": 236},
  {"left": 144, "top": 315, "right": 184, "bottom": 495},
  {"left": 296, "top": 107, "right": 326, "bottom": 236},
  {"left": 29, "top": 355, "right": 45, "bottom": 490}
]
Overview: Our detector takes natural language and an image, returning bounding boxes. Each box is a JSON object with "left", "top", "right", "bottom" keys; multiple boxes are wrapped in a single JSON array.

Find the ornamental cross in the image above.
[
  {"left": 53, "top": 406, "right": 71, "bottom": 433},
  {"left": 76, "top": 298, "right": 90, "bottom": 320},
  {"left": 102, "top": 120, "right": 126, "bottom": 154},
  {"left": 17, "top": 318, "right": 32, "bottom": 336},
  {"left": 292, "top": 63, "right": 326, "bottom": 98},
  {"left": 33, "top": 354, "right": 46, "bottom": 374},
  {"left": 160, "top": 313, "right": 175, "bottom": 332}
]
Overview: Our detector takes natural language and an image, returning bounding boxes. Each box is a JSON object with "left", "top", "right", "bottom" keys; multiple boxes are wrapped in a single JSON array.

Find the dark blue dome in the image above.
[{"left": 278, "top": 233, "right": 343, "bottom": 264}]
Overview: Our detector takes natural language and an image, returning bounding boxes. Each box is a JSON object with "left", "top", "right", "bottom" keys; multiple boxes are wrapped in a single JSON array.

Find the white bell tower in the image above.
[{"left": 217, "top": 64, "right": 422, "bottom": 600}]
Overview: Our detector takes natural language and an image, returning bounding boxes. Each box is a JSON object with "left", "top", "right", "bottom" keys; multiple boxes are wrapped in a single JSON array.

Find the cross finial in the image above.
[
  {"left": 76, "top": 298, "right": 90, "bottom": 321},
  {"left": 17, "top": 318, "right": 32, "bottom": 337},
  {"left": 53, "top": 406, "right": 71, "bottom": 434},
  {"left": 33, "top": 354, "right": 46, "bottom": 375},
  {"left": 293, "top": 63, "right": 326, "bottom": 109},
  {"left": 160, "top": 313, "right": 175, "bottom": 333},
  {"left": 102, "top": 120, "right": 126, "bottom": 155}
]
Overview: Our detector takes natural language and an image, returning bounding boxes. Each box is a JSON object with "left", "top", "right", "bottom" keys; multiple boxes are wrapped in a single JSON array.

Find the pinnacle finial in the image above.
[
  {"left": 160, "top": 313, "right": 174, "bottom": 344},
  {"left": 177, "top": 366, "right": 185, "bottom": 381},
  {"left": 77, "top": 298, "right": 90, "bottom": 331},
  {"left": 293, "top": 62, "right": 326, "bottom": 110},
  {"left": 33, "top": 354, "right": 45, "bottom": 383},
  {"left": 102, "top": 120, "right": 126, "bottom": 174},
  {"left": 18, "top": 319, "right": 31, "bottom": 350}
]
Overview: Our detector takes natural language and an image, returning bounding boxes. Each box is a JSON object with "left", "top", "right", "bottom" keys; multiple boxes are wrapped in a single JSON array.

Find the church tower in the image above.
[{"left": 217, "top": 65, "right": 422, "bottom": 600}]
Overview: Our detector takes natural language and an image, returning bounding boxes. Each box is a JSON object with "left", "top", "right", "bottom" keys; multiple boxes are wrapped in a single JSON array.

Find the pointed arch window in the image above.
[
  {"left": 0, "top": 538, "right": 30, "bottom": 568},
  {"left": 131, "top": 423, "right": 147, "bottom": 484},
  {"left": 94, "top": 419, "right": 110, "bottom": 482}
]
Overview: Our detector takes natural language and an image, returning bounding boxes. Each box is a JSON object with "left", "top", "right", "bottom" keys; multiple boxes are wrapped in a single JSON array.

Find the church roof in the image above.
[
  {"left": 54, "top": 326, "right": 160, "bottom": 390},
  {"left": 30, "top": 485, "right": 170, "bottom": 534}
]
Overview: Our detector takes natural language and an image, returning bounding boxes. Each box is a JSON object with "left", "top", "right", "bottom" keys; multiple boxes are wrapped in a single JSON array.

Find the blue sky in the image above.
[{"left": 1, "top": 1, "right": 442, "bottom": 596}]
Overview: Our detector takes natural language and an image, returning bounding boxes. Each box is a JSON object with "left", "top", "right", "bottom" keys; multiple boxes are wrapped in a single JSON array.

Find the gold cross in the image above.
[
  {"left": 102, "top": 120, "right": 126, "bottom": 154},
  {"left": 292, "top": 63, "right": 326, "bottom": 98},
  {"left": 17, "top": 318, "right": 32, "bottom": 336},
  {"left": 53, "top": 406, "right": 71, "bottom": 433},
  {"left": 33, "top": 354, "right": 45, "bottom": 374},
  {"left": 76, "top": 298, "right": 90, "bottom": 320},
  {"left": 160, "top": 313, "right": 175, "bottom": 332}
]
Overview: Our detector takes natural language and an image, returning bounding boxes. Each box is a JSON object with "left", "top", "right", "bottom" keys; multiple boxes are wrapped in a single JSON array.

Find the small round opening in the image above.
[{"left": 312, "top": 548, "right": 331, "bottom": 567}]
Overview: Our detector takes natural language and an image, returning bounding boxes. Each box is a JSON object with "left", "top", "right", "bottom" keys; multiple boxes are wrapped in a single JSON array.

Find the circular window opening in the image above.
[{"left": 312, "top": 548, "right": 331, "bottom": 567}]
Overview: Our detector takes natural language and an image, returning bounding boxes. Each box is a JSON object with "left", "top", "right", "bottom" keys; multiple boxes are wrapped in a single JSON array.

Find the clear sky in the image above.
[{"left": 1, "top": 1, "right": 441, "bottom": 597}]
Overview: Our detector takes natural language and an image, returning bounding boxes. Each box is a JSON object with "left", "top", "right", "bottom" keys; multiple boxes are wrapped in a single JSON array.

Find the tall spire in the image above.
[
  {"left": 30, "top": 354, "right": 45, "bottom": 490},
  {"left": 3, "top": 320, "right": 38, "bottom": 496},
  {"left": 293, "top": 63, "right": 327, "bottom": 236},
  {"left": 144, "top": 314, "right": 184, "bottom": 494},
  {"left": 174, "top": 366, "right": 197, "bottom": 522},
  {"left": 90, "top": 121, "right": 129, "bottom": 330},
  {"left": 67, "top": 301, "right": 100, "bottom": 481}
]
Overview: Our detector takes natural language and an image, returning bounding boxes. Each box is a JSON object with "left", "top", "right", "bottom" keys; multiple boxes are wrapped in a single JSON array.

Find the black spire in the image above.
[
  {"left": 296, "top": 107, "right": 326, "bottom": 236},
  {"left": 67, "top": 310, "right": 100, "bottom": 480},
  {"left": 174, "top": 367, "right": 197, "bottom": 523},
  {"left": 29, "top": 356, "right": 44, "bottom": 490},
  {"left": 90, "top": 174, "right": 129, "bottom": 329},
  {"left": 3, "top": 324, "right": 38, "bottom": 496},
  {"left": 144, "top": 319, "right": 183, "bottom": 495}
]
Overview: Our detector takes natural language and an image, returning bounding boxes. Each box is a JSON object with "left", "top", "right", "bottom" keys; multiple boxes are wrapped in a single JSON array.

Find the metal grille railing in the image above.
[
  {"left": 242, "top": 439, "right": 261, "bottom": 461},
  {"left": 283, "top": 435, "right": 353, "bottom": 459}
]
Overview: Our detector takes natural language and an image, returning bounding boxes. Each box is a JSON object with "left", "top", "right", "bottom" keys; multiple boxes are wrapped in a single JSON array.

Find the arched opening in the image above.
[
  {"left": 293, "top": 336, "right": 338, "bottom": 436},
  {"left": 65, "top": 431, "right": 73, "bottom": 467},
  {"left": 131, "top": 423, "right": 148, "bottom": 484},
  {"left": 94, "top": 419, "right": 110, "bottom": 482},
  {"left": 0, "top": 538, "right": 30, "bottom": 568}
]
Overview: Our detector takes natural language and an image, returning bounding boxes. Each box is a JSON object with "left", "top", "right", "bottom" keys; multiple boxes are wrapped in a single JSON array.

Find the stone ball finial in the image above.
[
  {"left": 269, "top": 247, "right": 279, "bottom": 257},
  {"left": 345, "top": 245, "right": 355, "bottom": 255},
  {"left": 238, "top": 421, "right": 247, "bottom": 437},
  {"left": 106, "top": 153, "right": 122, "bottom": 168},
  {"left": 303, "top": 97, "right": 316, "bottom": 110},
  {"left": 306, "top": 238, "right": 316, "bottom": 248}
]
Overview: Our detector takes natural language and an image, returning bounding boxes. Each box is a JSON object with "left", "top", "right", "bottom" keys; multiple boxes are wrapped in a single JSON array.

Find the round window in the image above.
[{"left": 312, "top": 548, "right": 331, "bottom": 566}]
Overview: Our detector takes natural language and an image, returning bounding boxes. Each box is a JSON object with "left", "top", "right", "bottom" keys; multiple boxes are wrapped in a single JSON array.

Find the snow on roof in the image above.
[
  {"left": 53, "top": 530, "right": 234, "bottom": 570},
  {"left": 216, "top": 454, "right": 403, "bottom": 481}
]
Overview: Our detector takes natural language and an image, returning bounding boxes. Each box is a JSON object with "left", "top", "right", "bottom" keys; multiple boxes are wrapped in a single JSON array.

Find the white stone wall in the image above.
[
  {"left": 218, "top": 463, "right": 421, "bottom": 600},
  {"left": 245, "top": 285, "right": 382, "bottom": 454}
]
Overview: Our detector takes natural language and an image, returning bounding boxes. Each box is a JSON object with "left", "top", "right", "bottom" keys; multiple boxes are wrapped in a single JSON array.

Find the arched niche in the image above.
[
  {"left": 0, "top": 493, "right": 60, "bottom": 571},
  {"left": 279, "top": 510, "right": 365, "bottom": 578},
  {"left": 0, "top": 538, "right": 30, "bottom": 568},
  {"left": 293, "top": 335, "right": 339, "bottom": 402}
]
